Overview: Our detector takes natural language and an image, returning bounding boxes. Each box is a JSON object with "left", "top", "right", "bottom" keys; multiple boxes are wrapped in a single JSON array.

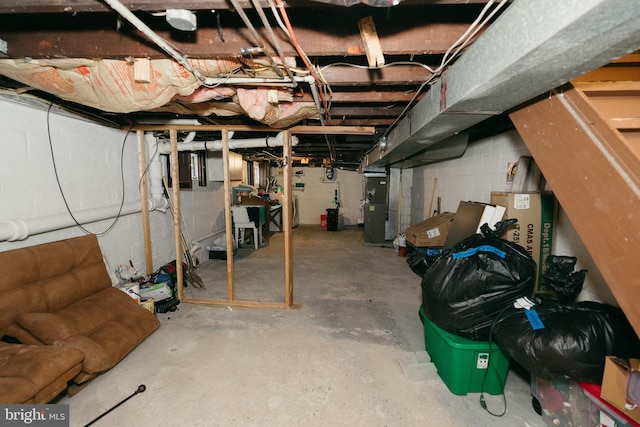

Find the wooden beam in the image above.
[
  {"left": 509, "top": 84, "right": 640, "bottom": 337},
  {"left": 0, "top": 12, "right": 481, "bottom": 59},
  {"left": 613, "top": 119, "right": 640, "bottom": 131},
  {"left": 128, "top": 124, "right": 273, "bottom": 132},
  {"left": 283, "top": 129, "right": 294, "bottom": 307},
  {"left": 327, "top": 118, "right": 396, "bottom": 126},
  {"left": 136, "top": 130, "right": 153, "bottom": 274},
  {"left": 328, "top": 105, "right": 407, "bottom": 117},
  {"left": 183, "top": 297, "right": 300, "bottom": 310},
  {"left": 222, "top": 129, "right": 235, "bottom": 301},
  {"left": 358, "top": 16, "right": 385, "bottom": 68},
  {"left": 0, "top": 0, "right": 500, "bottom": 13},
  {"left": 186, "top": 127, "right": 303, "bottom": 310},
  {"left": 169, "top": 129, "right": 184, "bottom": 301},
  {"left": 299, "top": 90, "right": 425, "bottom": 103},
  {"left": 288, "top": 125, "right": 376, "bottom": 135},
  {"left": 319, "top": 65, "right": 433, "bottom": 85},
  {"left": 129, "top": 124, "right": 375, "bottom": 135},
  {"left": 573, "top": 81, "right": 640, "bottom": 95}
]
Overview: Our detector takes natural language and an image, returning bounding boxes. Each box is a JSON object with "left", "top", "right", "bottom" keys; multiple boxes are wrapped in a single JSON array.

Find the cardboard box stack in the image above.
[
  {"left": 405, "top": 212, "right": 455, "bottom": 248},
  {"left": 490, "top": 191, "right": 558, "bottom": 294}
]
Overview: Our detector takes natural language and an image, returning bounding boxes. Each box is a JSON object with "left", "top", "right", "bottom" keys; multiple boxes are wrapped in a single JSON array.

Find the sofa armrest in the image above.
[{"left": 0, "top": 342, "right": 84, "bottom": 403}]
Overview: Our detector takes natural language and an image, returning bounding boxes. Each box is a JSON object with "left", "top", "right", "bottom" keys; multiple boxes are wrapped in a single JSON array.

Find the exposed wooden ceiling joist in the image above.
[
  {"left": 0, "top": 1, "right": 509, "bottom": 168},
  {"left": 0, "top": 15, "right": 477, "bottom": 59},
  {"left": 0, "top": 0, "right": 497, "bottom": 14}
]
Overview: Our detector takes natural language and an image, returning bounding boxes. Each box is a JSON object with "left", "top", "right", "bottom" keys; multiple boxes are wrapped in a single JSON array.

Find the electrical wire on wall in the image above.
[
  {"left": 46, "top": 103, "right": 131, "bottom": 236},
  {"left": 138, "top": 140, "right": 159, "bottom": 194}
]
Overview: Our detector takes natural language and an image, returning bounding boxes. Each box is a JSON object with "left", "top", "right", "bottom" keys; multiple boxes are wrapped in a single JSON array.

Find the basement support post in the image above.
[
  {"left": 169, "top": 129, "right": 184, "bottom": 301},
  {"left": 222, "top": 129, "right": 235, "bottom": 301},
  {"left": 128, "top": 124, "right": 375, "bottom": 310},
  {"left": 136, "top": 130, "right": 153, "bottom": 274},
  {"left": 283, "top": 130, "right": 294, "bottom": 307}
]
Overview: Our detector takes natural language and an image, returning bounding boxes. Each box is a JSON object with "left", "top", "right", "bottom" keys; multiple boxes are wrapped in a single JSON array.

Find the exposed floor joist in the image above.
[
  {"left": 0, "top": 1, "right": 504, "bottom": 166},
  {"left": 0, "top": 11, "right": 480, "bottom": 59}
]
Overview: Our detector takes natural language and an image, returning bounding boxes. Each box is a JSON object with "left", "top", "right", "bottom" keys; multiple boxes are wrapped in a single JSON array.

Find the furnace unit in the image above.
[{"left": 363, "top": 173, "right": 387, "bottom": 244}]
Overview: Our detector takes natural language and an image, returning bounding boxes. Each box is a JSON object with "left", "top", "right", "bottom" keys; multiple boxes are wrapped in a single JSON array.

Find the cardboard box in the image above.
[
  {"left": 117, "top": 282, "right": 140, "bottom": 304},
  {"left": 405, "top": 212, "right": 455, "bottom": 247},
  {"left": 140, "top": 298, "right": 155, "bottom": 314},
  {"left": 490, "top": 191, "right": 557, "bottom": 294},
  {"left": 443, "top": 201, "right": 506, "bottom": 250},
  {"left": 601, "top": 357, "right": 640, "bottom": 423},
  {"left": 140, "top": 281, "right": 173, "bottom": 302}
]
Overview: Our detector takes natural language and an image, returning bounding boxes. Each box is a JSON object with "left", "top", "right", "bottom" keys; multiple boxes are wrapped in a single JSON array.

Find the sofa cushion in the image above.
[
  {"left": 15, "top": 313, "right": 79, "bottom": 342},
  {"left": 0, "top": 235, "right": 111, "bottom": 337},
  {"left": 0, "top": 343, "right": 84, "bottom": 404},
  {"left": 16, "top": 287, "right": 160, "bottom": 377}
]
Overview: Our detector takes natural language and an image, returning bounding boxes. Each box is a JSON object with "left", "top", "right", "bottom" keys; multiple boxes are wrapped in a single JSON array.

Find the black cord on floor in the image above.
[{"left": 479, "top": 304, "right": 512, "bottom": 417}]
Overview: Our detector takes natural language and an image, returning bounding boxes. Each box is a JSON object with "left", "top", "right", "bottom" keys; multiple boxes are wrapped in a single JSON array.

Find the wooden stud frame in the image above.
[
  {"left": 136, "top": 130, "right": 153, "bottom": 274},
  {"left": 135, "top": 125, "right": 375, "bottom": 309}
]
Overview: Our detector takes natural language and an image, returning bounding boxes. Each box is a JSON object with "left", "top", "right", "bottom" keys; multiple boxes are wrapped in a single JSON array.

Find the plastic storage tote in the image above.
[
  {"left": 531, "top": 376, "right": 639, "bottom": 427},
  {"left": 419, "top": 307, "right": 510, "bottom": 395}
]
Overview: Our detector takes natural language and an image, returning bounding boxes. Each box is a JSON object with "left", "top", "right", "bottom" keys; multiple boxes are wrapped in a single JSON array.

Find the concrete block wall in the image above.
[
  {"left": 0, "top": 97, "right": 226, "bottom": 282},
  {"left": 271, "top": 167, "right": 363, "bottom": 226},
  {"left": 411, "top": 129, "right": 614, "bottom": 305},
  {"left": 400, "top": 168, "right": 413, "bottom": 233}
]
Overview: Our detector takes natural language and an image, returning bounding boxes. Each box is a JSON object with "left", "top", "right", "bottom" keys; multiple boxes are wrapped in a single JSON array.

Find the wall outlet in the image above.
[{"left": 477, "top": 353, "right": 489, "bottom": 369}]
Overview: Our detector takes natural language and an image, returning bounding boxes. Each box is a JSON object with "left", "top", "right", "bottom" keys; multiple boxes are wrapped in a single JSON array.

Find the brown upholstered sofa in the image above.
[{"left": 0, "top": 234, "right": 160, "bottom": 403}]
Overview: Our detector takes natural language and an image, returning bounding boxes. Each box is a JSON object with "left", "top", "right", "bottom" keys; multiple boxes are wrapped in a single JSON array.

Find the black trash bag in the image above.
[
  {"left": 421, "top": 219, "right": 537, "bottom": 340},
  {"left": 407, "top": 247, "right": 441, "bottom": 278},
  {"left": 492, "top": 299, "right": 640, "bottom": 383},
  {"left": 542, "top": 256, "right": 587, "bottom": 303}
]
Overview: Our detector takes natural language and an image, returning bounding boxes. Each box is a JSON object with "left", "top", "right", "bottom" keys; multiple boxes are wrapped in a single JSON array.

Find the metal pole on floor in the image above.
[{"left": 84, "top": 385, "right": 146, "bottom": 427}]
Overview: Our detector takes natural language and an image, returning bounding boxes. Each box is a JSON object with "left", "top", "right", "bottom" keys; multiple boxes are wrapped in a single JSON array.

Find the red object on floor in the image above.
[
  {"left": 320, "top": 214, "right": 327, "bottom": 228},
  {"left": 580, "top": 382, "right": 640, "bottom": 427}
]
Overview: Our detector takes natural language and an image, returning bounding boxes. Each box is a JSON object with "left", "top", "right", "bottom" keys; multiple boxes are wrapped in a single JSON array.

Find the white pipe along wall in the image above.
[
  {"left": 0, "top": 202, "right": 144, "bottom": 242},
  {"left": 0, "top": 134, "right": 170, "bottom": 242},
  {"left": 0, "top": 129, "right": 292, "bottom": 242},
  {"left": 155, "top": 131, "right": 298, "bottom": 154}
]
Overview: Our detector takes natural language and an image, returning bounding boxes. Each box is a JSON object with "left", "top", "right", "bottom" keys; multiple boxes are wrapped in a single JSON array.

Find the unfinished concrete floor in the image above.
[{"left": 60, "top": 226, "right": 545, "bottom": 426}]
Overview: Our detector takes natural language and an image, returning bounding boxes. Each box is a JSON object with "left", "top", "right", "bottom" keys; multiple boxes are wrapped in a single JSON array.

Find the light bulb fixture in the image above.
[
  {"left": 166, "top": 9, "right": 197, "bottom": 31},
  {"left": 378, "top": 136, "right": 388, "bottom": 152}
]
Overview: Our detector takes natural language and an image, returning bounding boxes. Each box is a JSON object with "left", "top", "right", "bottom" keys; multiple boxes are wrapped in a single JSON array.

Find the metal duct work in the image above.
[{"left": 365, "top": 0, "right": 640, "bottom": 170}]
